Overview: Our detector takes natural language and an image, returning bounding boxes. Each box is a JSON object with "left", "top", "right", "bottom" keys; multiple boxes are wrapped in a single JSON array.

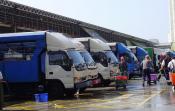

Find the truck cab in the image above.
[
  {"left": 128, "top": 46, "right": 148, "bottom": 63},
  {"left": 75, "top": 38, "right": 120, "bottom": 86},
  {"left": 108, "top": 43, "right": 139, "bottom": 79},
  {"left": 71, "top": 39, "right": 100, "bottom": 87},
  {"left": 0, "top": 31, "right": 90, "bottom": 97},
  {"left": 127, "top": 46, "right": 148, "bottom": 77}
]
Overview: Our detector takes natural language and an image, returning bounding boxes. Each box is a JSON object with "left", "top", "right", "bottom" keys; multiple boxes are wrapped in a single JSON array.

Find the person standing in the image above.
[
  {"left": 119, "top": 56, "right": 128, "bottom": 76},
  {"left": 168, "top": 56, "right": 175, "bottom": 72},
  {"left": 168, "top": 56, "right": 175, "bottom": 83},
  {"left": 157, "top": 54, "right": 165, "bottom": 80},
  {"left": 159, "top": 53, "right": 172, "bottom": 85},
  {"left": 141, "top": 55, "right": 153, "bottom": 86}
]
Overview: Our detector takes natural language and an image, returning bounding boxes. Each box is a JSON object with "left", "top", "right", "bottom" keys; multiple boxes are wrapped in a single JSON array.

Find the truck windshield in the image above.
[
  {"left": 130, "top": 53, "right": 138, "bottom": 62},
  {"left": 67, "top": 50, "right": 86, "bottom": 66},
  {"left": 80, "top": 51, "right": 95, "bottom": 66},
  {"left": 105, "top": 51, "right": 119, "bottom": 64}
]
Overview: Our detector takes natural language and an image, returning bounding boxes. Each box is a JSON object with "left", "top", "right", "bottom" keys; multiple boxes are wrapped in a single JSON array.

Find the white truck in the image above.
[
  {"left": 74, "top": 38, "right": 120, "bottom": 86},
  {"left": 71, "top": 39, "right": 100, "bottom": 88},
  {"left": 0, "top": 31, "right": 91, "bottom": 98}
]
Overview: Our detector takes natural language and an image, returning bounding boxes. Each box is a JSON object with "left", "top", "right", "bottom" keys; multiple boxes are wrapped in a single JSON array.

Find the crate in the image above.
[{"left": 34, "top": 93, "right": 48, "bottom": 102}]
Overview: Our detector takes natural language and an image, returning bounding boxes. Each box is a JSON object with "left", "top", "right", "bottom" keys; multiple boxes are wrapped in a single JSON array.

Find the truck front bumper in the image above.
[
  {"left": 92, "top": 78, "right": 101, "bottom": 85},
  {"left": 75, "top": 80, "right": 92, "bottom": 89}
]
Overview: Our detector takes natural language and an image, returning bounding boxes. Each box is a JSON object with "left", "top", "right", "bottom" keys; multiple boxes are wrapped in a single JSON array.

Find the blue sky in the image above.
[{"left": 11, "top": 0, "right": 170, "bottom": 43}]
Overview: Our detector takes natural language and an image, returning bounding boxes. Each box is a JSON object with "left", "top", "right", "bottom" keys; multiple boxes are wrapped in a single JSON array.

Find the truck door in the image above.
[
  {"left": 92, "top": 52, "right": 110, "bottom": 80},
  {"left": 119, "top": 53, "right": 134, "bottom": 75},
  {"left": 46, "top": 51, "right": 74, "bottom": 88}
]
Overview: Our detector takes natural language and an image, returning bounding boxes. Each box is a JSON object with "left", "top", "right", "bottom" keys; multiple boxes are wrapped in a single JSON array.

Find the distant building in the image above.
[
  {"left": 154, "top": 43, "right": 171, "bottom": 49},
  {"left": 148, "top": 39, "right": 159, "bottom": 45}
]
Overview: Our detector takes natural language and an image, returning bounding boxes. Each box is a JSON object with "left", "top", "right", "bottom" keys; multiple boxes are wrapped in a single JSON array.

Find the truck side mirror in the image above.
[
  {"left": 69, "top": 59, "right": 73, "bottom": 66},
  {"left": 108, "top": 58, "right": 111, "bottom": 63}
]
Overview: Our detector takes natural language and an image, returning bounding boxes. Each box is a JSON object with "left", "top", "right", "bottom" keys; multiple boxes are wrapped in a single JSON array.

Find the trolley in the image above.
[
  {"left": 114, "top": 72, "right": 128, "bottom": 90},
  {"left": 143, "top": 73, "right": 157, "bottom": 86}
]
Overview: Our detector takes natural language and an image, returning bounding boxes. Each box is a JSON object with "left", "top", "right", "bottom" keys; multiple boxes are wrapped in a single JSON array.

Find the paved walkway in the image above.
[{"left": 3, "top": 79, "right": 175, "bottom": 111}]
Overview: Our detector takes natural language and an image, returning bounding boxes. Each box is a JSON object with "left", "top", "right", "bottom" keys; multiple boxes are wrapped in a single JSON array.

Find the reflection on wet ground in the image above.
[{"left": 3, "top": 78, "right": 175, "bottom": 111}]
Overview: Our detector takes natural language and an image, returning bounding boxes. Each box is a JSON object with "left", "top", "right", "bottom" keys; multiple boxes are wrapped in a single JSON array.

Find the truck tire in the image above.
[
  {"left": 48, "top": 81, "right": 64, "bottom": 99},
  {"left": 65, "top": 89, "right": 76, "bottom": 97}
]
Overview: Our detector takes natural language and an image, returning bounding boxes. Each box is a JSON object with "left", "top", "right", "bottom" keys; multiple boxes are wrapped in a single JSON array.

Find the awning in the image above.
[
  {"left": 131, "top": 41, "right": 147, "bottom": 47},
  {"left": 126, "top": 40, "right": 133, "bottom": 46}
]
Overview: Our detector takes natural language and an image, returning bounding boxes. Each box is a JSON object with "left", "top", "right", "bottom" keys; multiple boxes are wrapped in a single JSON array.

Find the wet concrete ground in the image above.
[{"left": 3, "top": 78, "right": 175, "bottom": 111}]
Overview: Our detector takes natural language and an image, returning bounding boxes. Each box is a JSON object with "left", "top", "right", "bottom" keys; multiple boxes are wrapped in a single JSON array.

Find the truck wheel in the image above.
[
  {"left": 48, "top": 82, "right": 64, "bottom": 99},
  {"left": 65, "top": 89, "right": 76, "bottom": 97}
]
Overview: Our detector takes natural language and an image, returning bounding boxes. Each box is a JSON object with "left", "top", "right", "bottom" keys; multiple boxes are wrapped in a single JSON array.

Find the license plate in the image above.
[{"left": 93, "top": 79, "right": 100, "bottom": 84}]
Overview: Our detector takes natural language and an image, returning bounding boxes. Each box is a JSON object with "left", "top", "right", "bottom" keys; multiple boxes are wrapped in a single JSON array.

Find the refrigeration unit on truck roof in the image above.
[
  {"left": 74, "top": 38, "right": 111, "bottom": 52},
  {"left": 89, "top": 39, "right": 111, "bottom": 52},
  {"left": 71, "top": 39, "right": 86, "bottom": 51}
]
